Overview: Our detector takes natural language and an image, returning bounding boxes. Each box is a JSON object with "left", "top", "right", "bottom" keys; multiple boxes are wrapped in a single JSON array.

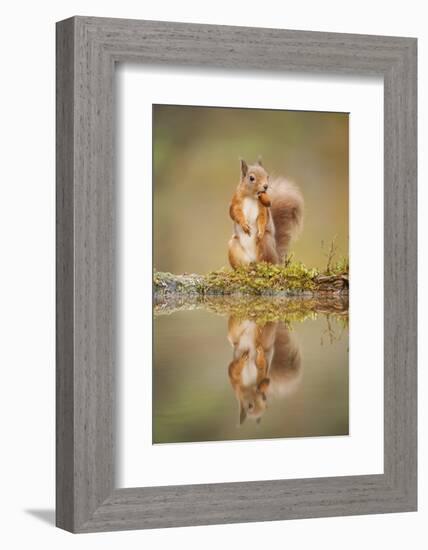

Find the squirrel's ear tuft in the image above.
[
  {"left": 239, "top": 403, "right": 247, "bottom": 425},
  {"left": 240, "top": 158, "right": 248, "bottom": 177},
  {"left": 257, "top": 156, "right": 263, "bottom": 167}
]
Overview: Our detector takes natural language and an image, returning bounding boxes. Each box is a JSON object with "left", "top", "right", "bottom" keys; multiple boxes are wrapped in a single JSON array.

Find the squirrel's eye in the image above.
[{"left": 249, "top": 175, "right": 255, "bottom": 183}]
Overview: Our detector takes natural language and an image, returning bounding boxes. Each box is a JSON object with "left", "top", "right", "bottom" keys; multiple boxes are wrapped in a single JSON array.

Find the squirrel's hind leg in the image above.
[{"left": 228, "top": 235, "right": 250, "bottom": 268}]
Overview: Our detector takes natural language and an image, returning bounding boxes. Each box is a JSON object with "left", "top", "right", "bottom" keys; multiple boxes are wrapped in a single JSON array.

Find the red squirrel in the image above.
[
  {"left": 228, "top": 158, "right": 303, "bottom": 268},
  {"left": 227, "top": 316, "right": 302, "bottom": 425}
]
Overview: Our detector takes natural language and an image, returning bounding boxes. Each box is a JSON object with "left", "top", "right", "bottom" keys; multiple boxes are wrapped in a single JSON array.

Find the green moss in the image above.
[
  {"left": 328, "top": 256, "right": 349, "bottom": 276},
  {"left": 154, "top": 259, "right": 348, "bottom": 297},
  {"left": 154, "top": 260, "right": 349, "bottom": 324},
  {"left": 154, "top": 294, "right": 349, "bottom": 326},
  {"left": 201, "top": 295, "right": 347, "bottom": 325},
  {"left": 205, "top": 261, "right": 323, "bottom": 294}
]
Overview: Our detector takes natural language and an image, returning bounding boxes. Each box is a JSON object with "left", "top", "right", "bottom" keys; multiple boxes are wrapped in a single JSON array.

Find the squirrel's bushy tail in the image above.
[
  {"left": 269, "top": 323, "right": 302, "bottom": 397},
  {"left": 269, "top": 177, "right": 304, "bottom": 263}
]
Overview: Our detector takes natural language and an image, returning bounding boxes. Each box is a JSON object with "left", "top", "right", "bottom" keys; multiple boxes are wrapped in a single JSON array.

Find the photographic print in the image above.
[{"left": 153, "top": 104, "right": 349, "bottom": 444}]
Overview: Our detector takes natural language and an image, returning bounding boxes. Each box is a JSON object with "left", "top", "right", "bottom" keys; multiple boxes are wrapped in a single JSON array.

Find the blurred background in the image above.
[{"left": 153, "top": 104, "right": 348, "bottom": 273}]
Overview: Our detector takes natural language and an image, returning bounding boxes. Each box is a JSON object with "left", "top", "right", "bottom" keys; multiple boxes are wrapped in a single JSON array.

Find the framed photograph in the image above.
[{"left": 56, "top": 16, "right": 417, "bottom": 532}]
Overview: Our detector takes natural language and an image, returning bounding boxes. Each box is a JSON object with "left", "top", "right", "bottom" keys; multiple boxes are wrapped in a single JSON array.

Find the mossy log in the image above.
[
  {"left": 154, "top": 262, "right": 348, "bottom": 299},
  {"left": 154, "top": 293, "right": 348, "bottom": 324},
  {"left": 154, "top": 262, "right": 349, "bottom": 321}
]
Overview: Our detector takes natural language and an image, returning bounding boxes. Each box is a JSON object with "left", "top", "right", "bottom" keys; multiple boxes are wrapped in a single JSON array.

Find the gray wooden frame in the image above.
[{"left": 56, "top": 16, "right": 417, "bottom": 533}]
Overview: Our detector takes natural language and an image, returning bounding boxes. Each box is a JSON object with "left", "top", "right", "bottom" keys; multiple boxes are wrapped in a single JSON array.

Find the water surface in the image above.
[{"left": 153, "top": 296, "right": 348, "bottom": 444}]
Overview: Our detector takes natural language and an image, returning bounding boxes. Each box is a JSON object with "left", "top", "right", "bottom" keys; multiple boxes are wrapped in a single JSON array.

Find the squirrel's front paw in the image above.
[
  {"left": 242, "top": 223, "right": 251, "bottom": 235},
  {"left": 241, "top": 350, "right": 250, "bottom": 360},
  {"left": 256, "top": 232, "right": 264, "bottom": 243}
]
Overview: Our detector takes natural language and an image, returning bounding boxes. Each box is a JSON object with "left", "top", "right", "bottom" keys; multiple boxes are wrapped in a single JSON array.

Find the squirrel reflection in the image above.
[{"left": 227, "top": 317, "right": 302, "bottom": 425}]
